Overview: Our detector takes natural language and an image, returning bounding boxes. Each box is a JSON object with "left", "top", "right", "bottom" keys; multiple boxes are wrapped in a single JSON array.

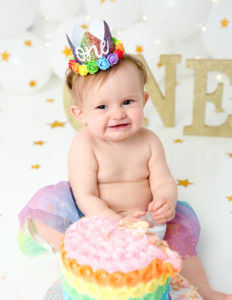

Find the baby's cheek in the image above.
[
  {"left": 92, "top": 114, "right": 107, "bottom": 129},
  {"left": 131, "top": 107, "right": 144, "bottom": 125}
]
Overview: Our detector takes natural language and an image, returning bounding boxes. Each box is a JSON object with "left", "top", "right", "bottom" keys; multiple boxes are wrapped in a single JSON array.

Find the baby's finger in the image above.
[
  {"left": 153, "top": 204, "right": 170, "bottom": 217},
  {"left": 155, "top": 210, "right": 175, "bottom": 223},
  {"left": 133, "top": 211, "right": 146, "bottom": 218},
  {"left": 149, "top": 199, "right": 166, "bottom": 212},
  {"left": 148, "top": 202, "right": 155, "bottom": 211}
]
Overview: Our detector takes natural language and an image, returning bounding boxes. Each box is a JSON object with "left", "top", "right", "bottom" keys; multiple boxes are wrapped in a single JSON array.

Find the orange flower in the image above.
[
  {"left": 63, "top": 254, "right": 71, "bottom": 267},
  {"left": 72, "top": 62, "right": 80, "bottom": 73},
  {"left": 109, "top": 272, "right": 125, "bottom": 288},
  {"left": 140, "top": 263, "right": 154, "bottom": 283},
  {"left": 162, "top": 262, "right": 175, "bottom": 278},
  {"left": 61, "top": 250, "right": 66, "bottom": 261},
  {"left": 115, "top": 41, "right": 125, "bottom": 53},
  {"left": 151, "top": 259, "right": 162, "bottom": 278},
  {"left": 70, "top": 260, "right": 80, "bottom": 276},
  {"left": 125, "top": 270, "right": 140, "bottom": 287},
  {"left": 95, "top": 269, "right": 109, "bottom": 286},
  {"left": 79, "top": 265, "right": 94, "bottom": 282}
]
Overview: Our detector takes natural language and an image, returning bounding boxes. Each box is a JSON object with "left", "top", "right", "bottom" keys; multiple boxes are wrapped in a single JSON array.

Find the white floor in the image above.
[{"left": 0, "top": 73, "right": 232, "bottom": 300}]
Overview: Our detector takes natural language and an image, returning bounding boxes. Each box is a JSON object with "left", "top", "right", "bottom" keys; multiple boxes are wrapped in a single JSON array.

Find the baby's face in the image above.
[{"left": 79, "top": 62, "right": 147, "bottom": 142}]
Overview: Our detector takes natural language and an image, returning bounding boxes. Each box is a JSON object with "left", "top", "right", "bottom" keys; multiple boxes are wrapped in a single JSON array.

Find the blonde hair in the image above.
[{"left": 66, "top": 54, "right": 148, "bottom": 106}]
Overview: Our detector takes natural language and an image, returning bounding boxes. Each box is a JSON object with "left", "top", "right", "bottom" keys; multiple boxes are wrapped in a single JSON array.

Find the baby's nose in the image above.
[{"left": 112, "top": 108, "right": 126, "bottom": 119}]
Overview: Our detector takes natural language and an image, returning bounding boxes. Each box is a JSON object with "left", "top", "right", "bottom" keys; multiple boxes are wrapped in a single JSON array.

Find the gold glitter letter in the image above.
[
  {"left": 184, "top": 59, "right": 232, "bottom": 137},
  {"left": 137, "top": 54, "right": 181, "bottom": 127}
]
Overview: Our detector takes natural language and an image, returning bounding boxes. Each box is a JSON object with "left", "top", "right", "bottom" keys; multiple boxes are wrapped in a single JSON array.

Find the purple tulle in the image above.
[{"left": 18, "top": 181, "right": 200, "bottom": 259}]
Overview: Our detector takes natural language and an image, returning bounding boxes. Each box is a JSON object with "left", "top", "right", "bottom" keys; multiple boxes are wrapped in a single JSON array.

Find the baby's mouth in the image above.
[{"left": 108, "top": 123, "right": 129, "bottom": 129}]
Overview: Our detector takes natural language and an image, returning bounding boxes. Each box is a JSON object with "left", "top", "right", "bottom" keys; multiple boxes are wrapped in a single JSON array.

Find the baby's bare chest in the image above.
[{"left": 95, "top": 144, "right": 150, "bottom": 182}]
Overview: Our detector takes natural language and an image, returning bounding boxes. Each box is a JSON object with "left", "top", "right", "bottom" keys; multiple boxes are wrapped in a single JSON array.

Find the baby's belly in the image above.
[{"left": 98, "top": 178, "right": 152, "bottom": 215}]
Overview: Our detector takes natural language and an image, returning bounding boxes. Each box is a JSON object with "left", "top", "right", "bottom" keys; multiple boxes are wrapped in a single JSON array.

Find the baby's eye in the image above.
[
  {"left": 96, "top": 105, "right": 107, "bottom": 110},
  {"left": 123, "top": 99, "right": 133, "bottom": 105}
]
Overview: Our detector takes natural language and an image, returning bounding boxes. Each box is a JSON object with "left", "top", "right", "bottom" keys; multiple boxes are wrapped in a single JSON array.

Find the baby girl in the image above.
[{"left": 18, "top": 20, "right": 232, "bottom": 300}]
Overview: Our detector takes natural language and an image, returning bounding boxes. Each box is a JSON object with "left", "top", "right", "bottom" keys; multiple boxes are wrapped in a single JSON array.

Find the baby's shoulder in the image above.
[
  {"left": 138, "top": 127, "right": 161, "bottom": 143},
  {"left": 70, "top": 127, "right": 94, "bottom": 151}
]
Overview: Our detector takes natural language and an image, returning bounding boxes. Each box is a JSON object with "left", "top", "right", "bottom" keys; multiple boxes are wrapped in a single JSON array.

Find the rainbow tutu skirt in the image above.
[{"left": 17, "top": 181, "right": 200, "bottom": 258}]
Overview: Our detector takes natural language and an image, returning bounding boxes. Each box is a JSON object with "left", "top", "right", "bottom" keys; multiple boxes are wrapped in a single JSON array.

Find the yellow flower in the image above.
[
  {"left": 79, "top": 64, "right": 89, "bottom": 76},
  {"left": 115, "top": 41, "right": 125, "bottom": 53}
]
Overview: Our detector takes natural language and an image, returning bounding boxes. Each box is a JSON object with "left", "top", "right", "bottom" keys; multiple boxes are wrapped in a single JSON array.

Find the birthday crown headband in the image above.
[{"left": 66, "top": 19, "right": 125, "bottom": 76}]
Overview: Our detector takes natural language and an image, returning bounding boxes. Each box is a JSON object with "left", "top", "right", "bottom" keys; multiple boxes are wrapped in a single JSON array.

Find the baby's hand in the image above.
[{"left": 148, "top": 198, "right": 175, "bottom": 224}]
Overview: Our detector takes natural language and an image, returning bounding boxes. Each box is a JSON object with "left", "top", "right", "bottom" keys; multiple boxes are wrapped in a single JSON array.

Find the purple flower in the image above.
[{"left": 107, "top": 53, "right": 119, "bottom": 67}]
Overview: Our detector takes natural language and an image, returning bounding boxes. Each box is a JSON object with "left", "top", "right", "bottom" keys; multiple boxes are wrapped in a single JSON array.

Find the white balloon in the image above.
[
  {"left": 144, "top": 0, "right": 210, "bottom": 40},
  {"left": 84, "top": 0, "right": 142, "bottom": 30},
  {"left": 119, "top": 21, "right": 171, "bottom": 82},
  {"left": 30, "top": 15, "right": 57, "bottom": 43},
  {"left": 48, "top": 16, "right": 92, "bottom": 80},
  {"left": 0, "top": 32, "right": 51, "bottom": 94},
  {"left": 172, "top": 31, "right": 209, "bottom": 78},
  {"left": 39, "top": 0, "right": 82, "bottom": 23},
  {"left": 0, "top": 0, "right": 37, "bottom": 38},
  {"left": 201, "top": 0, "right": 232, "bottom": 58}
]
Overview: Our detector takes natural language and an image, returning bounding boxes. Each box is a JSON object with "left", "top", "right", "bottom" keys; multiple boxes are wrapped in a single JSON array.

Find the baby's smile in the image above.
[{"left": 108, "top": 123, "right": 130, "bottom": 129}]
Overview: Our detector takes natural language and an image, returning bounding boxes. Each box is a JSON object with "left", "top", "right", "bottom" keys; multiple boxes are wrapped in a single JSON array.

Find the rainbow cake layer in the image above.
[{"left": 60, "top": 216, "right": 182, "bottom": 300}]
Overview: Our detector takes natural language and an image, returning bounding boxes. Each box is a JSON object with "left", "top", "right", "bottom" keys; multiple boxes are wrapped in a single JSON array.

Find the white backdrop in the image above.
[{"left": 0, "top": 0, "right": 232, "bottom": 299}]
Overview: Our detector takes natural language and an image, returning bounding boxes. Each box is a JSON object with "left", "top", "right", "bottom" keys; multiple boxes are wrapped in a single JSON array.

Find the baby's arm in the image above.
[
  {"left": 68, "top": 133, "right": 121, "bottom": 221},
  {"left": 147, "top": 131, "right": 177, "bottom": 224}
]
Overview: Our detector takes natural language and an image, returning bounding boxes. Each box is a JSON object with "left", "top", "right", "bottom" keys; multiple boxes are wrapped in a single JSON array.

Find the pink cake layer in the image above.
[{"left": 63, "top": 216, "right": 181, "bottom": 273}]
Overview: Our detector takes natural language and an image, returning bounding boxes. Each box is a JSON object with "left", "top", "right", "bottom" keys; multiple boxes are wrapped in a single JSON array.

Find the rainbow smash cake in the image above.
[{"left": 60, "top": 216, "right": 182, "bottom": 300}]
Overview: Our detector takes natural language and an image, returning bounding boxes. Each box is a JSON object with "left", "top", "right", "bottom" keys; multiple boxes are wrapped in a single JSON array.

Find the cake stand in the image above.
[{"left": 43, "top": 274, "right": 202, "bottom": 300}]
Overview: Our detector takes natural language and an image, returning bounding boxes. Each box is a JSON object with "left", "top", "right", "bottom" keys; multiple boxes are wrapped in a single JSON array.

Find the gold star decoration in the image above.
[
  {"left": 1, "top": 50, "right": 10, "bottom": 61},
  {"left": 24, "top": 40, "right": 32, "bottom": 47},
  {"left": 226, "top": 153, "right": 232, "bottom": 158},
  {"left": 227, "top": 196, "right": 232, "bottom": 201},
  {"left": 46, "top": 98, "right": 55, "bottom": 103},
  {"left": 177, "top": 179, "right": 193, "bottom": 188},
  {"left": 135, "top": 45, "right": 144, "bottom": 53},
  {"left": 81, "top": 24, "right": 88, "bottom": 29},
  {"left": 33, "top": 140, "right": 46, "bottom": 146},
  {"left": 157, "top": 62, "right": 163, "bottom": 68},
  {"left": 29, "top": 80, "right": 36, "bottom": 87},
  {"left": 62, "top": 46, "right": 72, "bottom": 58},
  {"left": 31, "top": 164, "right": 41, "bottom": 170},
  {"left": 100, "top": 0, "right": 115, "bottom": 3},
  {"left": 220, "top": 18, "right": 229, "bottom": 28},
  {"left": 174, "top": 139, "right": 183, "bottom": 143},
  {"left": 48, "top": 121, "right": 66, "bottom": 128}
]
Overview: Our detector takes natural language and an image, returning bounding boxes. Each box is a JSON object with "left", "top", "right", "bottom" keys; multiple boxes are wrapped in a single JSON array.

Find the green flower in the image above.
[
  {"left": 87, "top": 61, "right": 99, "bottom": 74},
  {"left": 112, "top": 37, "right": 117, "bottom": 45}
]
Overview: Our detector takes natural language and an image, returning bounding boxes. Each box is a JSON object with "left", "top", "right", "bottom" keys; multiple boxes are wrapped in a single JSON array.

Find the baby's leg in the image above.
[
  {"left": 182, "top": 255, "right": 232, "bottom": 300},
  {"left": 165, "top": 201, "right": 232, "bottom": 300},
  {"left": 18, "top": 181, "right": 82, "bottom": 256},
  {"left": 31, "top": 220, "right": 63, "bottom": 252}
]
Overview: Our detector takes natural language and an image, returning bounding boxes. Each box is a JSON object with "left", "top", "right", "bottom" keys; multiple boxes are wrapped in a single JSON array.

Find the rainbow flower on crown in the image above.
[{"left": 66, "top": 19, "right": 125, "bottom": 76}]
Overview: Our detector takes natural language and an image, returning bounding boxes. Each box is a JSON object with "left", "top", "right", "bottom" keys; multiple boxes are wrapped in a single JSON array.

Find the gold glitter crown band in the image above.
[{"left": 66, "top": 19, "right": 125, "bottom": 76}]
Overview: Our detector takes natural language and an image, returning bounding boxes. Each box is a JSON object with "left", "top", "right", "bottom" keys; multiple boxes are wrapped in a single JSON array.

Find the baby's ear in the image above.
[
  {"left": 143, "top": 91, "right": 149, "bottom": 106},
  {"left": 70, "top": 105, "right": 85, "bottom": 123}
]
